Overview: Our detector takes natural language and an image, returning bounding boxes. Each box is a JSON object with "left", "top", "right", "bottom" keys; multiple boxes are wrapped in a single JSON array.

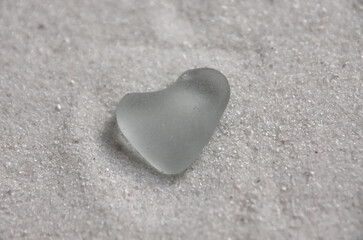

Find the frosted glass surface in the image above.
[{"left": 116, "top": 68, "right": 230, "bottom": 174}]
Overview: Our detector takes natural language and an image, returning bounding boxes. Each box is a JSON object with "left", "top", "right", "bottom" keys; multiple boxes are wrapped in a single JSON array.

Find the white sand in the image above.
[{"left": 0, "top": 0, "right": 362, "bottom": 239}]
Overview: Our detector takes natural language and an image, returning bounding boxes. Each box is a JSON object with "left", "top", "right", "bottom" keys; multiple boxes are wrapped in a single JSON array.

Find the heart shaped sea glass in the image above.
[{"left": 116, "top": 68, "right": 230, "bottom": 175}]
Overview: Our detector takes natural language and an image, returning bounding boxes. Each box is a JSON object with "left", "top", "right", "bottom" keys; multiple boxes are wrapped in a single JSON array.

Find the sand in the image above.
[{"left": 0, "top": 0, "right": 362, "bottom": 239}]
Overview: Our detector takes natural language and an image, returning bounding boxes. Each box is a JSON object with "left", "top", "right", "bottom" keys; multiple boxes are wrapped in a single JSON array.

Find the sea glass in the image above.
[{"left": 116, "top": 68, "right": 230, "bottom": 175}]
